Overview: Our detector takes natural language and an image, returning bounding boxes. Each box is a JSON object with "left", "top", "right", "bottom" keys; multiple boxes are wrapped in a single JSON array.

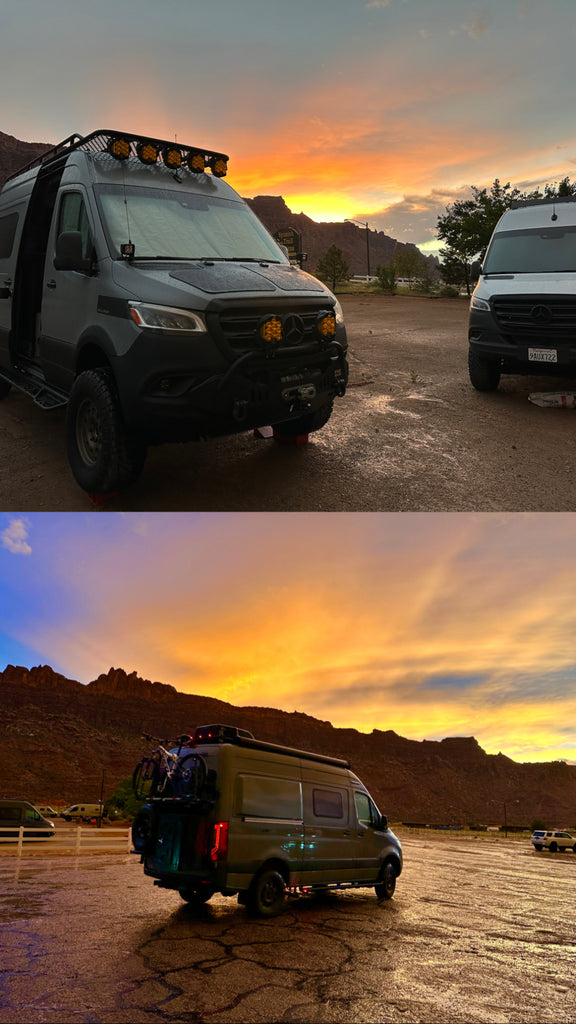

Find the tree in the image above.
[
  {"left": 315, "top": 245, "right": 351, "bottom": 291},
  {"left": 394, "top": 246, "right": 429, "bottom": 289},
  {"left": 375, "top": 262, "right": 397, "bottom": 294},
  {"left": 436, "top": 177, "right": 576, "bottom": 296}
]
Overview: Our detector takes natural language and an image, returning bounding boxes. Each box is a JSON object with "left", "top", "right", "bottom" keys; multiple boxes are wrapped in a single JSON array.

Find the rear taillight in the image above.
[{"left": 210, "top": 821, "right": 229, "bottom": 863}]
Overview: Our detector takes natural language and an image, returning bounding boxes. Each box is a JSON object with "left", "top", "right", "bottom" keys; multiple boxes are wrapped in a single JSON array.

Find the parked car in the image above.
[
  {"left": 0, "top": 799, "right": 56, "bottom": 839},
  {"left": 531, "top": 829, "right": 576, "bottom": 852}
]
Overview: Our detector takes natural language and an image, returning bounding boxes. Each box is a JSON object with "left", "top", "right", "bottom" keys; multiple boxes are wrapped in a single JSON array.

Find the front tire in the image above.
[
  {"left": 468, "top": 349, "right": 501, "bottom": 392},
  {"left": 272, "top": 399, "right": 333, "bottom": 437},
  {"left": 66, "top": 369, "right": 146, "bottom": 493},
  {"left": 375, "top": 861, "right": 397, "bottom": 900},
  {"left": 246, "top": 868, "right": 286, "bottom": 917}
]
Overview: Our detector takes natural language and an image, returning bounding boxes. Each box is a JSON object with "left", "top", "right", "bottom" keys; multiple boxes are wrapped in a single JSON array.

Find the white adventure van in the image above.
[{"left": 468, "top": 196, "right": 576, "bottom": 390}]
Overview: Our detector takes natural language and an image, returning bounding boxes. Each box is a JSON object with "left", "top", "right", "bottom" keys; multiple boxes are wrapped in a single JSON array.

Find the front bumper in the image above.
[{"left": 114, "top": 330, "right": 348, "bottom": 442}]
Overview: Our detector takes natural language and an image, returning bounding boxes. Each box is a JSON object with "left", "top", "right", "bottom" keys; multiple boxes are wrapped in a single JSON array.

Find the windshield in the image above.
[
  {"left": 94, "top": 184, "right": 288, "bottom": 262},
  {"left": 483, "top": 225, "right": 576, "bottom": 274}
]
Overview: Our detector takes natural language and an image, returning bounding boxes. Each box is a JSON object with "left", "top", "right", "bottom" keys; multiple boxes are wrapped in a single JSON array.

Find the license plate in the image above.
[{"left": 528, "top": 347, "right": 557, "bottom": 363}]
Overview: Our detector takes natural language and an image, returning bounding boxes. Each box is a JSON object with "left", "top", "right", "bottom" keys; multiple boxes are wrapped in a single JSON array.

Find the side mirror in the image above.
[
  {"left": 54, "top": 231, "right": 92, "bottom": 273},
  {"left": 379, "top": 814, "right": 388, "bottom": 831}
]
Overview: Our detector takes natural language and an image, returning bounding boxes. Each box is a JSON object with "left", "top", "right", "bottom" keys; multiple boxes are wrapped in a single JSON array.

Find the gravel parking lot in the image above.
[
  {"left": 1, "top": 833, "right": 575, "bottom": 1023},
  {"left": 2, "top": 295, "right": 576, "bottom": 512}
]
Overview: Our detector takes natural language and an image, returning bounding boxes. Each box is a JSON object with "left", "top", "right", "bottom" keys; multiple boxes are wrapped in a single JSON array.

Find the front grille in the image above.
[
  {"left": 491, "top": 295, "right": 576, "bottom": 343},
  {"left": 217, "top": 306, "right": 331, "bottom": 352}
]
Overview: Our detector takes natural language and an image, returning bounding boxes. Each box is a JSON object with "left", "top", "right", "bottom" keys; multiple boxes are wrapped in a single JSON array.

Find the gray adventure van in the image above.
[
  {"left": 0, "top": 799, "right": 55, "bottom": 838},
  {"left": 0, "top": 130, "right": 348, "bottom": 493},
  {"left": 132, "top": 724, "right": 402, "bottom": 917},
  {"left": 468, "top": 195, "right": 576, "bottom": 390}
]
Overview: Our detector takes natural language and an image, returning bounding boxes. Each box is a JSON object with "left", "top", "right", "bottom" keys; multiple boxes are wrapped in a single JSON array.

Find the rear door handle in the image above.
[{"left": 46, "top": 280, "right": 57, "bottom": 289}]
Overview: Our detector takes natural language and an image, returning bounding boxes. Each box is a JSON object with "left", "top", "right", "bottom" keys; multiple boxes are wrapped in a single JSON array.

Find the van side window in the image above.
[
  {"left": 0, "top": 806, "right": 19, "bottom": 821},
  {"left": 0, "top": 212, "right": 18, "bottom": 259},
  {"left": 354, "top": 791, "right": 378, "bottom": 828},
  {"left": 24, "top": 807, "right": 42, "bottom": 821},
  {"left": 57, "top": 192, "right": 93, "bottom": 260},
  {"left": 312, "top": 788, "right": 344, "bottom": 819},
  {"left": 236, "top": 775, "right": 302, "bottom": 821}
]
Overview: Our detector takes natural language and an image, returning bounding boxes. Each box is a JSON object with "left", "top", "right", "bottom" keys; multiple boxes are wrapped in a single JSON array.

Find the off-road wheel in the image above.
[
  {"left": 246, "top": 868, "right": 287, "bottom": 918},
  {"left": 533, "top": 844, "right": 543, "bottom": 851},
  {"left": 66, "top": 368, "right": 146, "bottom": 493},
  {"left": 375, "top": 861, "right": 397, "bottom": 900},
  {"left": 272, "top": 399, "right": 333, "bottom": 437},
  {"left": 131, "top": 807, "right": 154, "bottom": 854},
  {"left": 179, "top": 886, "right": 215, "bottom": 906},
  {"left": 0, "top": 378, "right": 11, "bottom": 399},
  {"left": 468, "top": 349, "right": 501, "bottom": 392}
]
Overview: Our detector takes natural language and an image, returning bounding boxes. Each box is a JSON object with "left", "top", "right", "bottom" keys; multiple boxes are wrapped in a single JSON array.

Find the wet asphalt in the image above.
[{"left": 1, "top": 834, "right": 575, "bottom": 1023}]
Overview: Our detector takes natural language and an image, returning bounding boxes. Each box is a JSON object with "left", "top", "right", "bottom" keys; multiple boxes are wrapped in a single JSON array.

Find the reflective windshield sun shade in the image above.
[{"left": 95, "top": 185, "right": 286, "bottom": 262}]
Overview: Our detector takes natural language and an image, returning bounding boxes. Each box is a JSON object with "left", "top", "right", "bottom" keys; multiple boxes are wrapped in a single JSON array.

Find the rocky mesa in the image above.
[{"left": 1, "top": 664, "right": 575, "bottom": 828}]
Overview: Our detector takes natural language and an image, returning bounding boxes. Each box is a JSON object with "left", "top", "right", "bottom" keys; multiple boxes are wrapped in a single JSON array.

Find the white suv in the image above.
[{"left": 531, "top": 830, "right": 576, "bottom": 852}]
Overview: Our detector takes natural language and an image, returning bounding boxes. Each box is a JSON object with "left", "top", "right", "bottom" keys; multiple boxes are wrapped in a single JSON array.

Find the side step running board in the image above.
[{"left": 0, "top": 366, "right": 68, "bottom": 410}]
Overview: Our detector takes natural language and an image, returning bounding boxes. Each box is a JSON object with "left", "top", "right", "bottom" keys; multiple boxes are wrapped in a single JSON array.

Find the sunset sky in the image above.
[
  {"left": 1, "top": 0, "right": 575, "bottom": 253},
  {"left": 2, "top": 511, "right": 576, "bottom": 766}
]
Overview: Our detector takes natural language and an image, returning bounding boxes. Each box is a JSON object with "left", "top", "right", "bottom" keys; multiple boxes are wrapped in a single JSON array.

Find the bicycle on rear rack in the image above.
[{"left": 132, "top": 734, "right": 207, "bottom": 800}]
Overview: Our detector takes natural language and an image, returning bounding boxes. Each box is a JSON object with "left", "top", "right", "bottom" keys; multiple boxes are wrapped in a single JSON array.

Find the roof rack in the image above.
[
  {"left": 192, "top": 723, "right": 352, "bottom": 769},
  {"left": 5, "top": 129, "right": 229, "bottom": 183},
  {"left": 510, "top": 195, "right": 576, "bottom": 209}
]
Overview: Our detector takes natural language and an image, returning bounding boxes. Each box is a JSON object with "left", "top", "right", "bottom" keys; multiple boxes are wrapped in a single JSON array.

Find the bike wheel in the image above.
[
  {"left": 132, "top": 757, "right": 160, "bottom": 799},
  {"left": 174, "top": 753, "right": 207, "bottom": 798}
]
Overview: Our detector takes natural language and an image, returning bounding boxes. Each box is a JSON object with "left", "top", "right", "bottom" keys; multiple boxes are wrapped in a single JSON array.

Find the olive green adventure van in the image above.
[
  {"left": 0, "top": 130, "right": 348, "bottom": 494},
  {"left": 132, "top": 724, "right": 402, "bottom": 917},
  {"left": 0, "top": 799, "right": 56, "bottom": 838}
]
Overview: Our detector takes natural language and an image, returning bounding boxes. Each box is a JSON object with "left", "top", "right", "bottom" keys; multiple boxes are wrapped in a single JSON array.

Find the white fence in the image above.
[{"left": 1, "top": 825, "right": 132, "bottom": 855}]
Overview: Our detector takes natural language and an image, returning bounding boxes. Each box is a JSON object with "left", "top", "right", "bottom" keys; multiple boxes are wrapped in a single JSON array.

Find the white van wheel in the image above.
[
  {"left": 247, "top": 869, "right": 286, "bottom": 917},
  {"left": 66, "top": 369, "right": 146, "bottom": 493},
  {"left": 375, "top": 861, "right": 397, "bottom": 900}
]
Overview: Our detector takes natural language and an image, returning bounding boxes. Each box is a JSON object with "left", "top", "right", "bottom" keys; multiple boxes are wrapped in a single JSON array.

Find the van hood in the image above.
[
  {"left": 111, "top": 260, "right": 333, "bottom": 304},
  {"left": 475, "top": 272, "right": 576, "bottom": 299}
]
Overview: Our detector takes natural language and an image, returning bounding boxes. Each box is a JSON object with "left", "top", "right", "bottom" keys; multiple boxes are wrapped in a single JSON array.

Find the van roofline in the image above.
[
  {"left": 5, "top": 129, "right": 229, "bottom": 184},
  {"left": 510, "top": 196, "right": 576, "bottom": 210},
  {"left": 192, "top": 723, "right": 352, "bottom": 769}
]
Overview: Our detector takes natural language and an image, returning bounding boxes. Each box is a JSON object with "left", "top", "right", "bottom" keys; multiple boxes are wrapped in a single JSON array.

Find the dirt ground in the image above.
[
  {"left": 2, "top": 295, "right": 576, "bottom": 511},
  {"left": 1, "top": 834, "right": 575, "bottom": 1023}
]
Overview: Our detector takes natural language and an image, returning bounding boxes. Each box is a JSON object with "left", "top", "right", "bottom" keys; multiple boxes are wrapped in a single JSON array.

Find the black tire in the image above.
[
  {"left": 549, "top": 842, "right": 557, "bottom": 852},
  {"left": 534, "top": 844, "right": 543, "bottom": 852},
  {"left": 174, "top": 753, "right": 208, "bottom": 799},
  {"left": 131, "top": 807, "right": 154, "bottom": 853},
  {"left": 246, "top": 868, "right": 287, "bottom": 918},
  {"left": 179, "top": 886, "right": 215, "bottom": 906},
  {"left": 272, "top": 399, "right": 333, "bottom": 437},
  {"left": 0, "top": 378, "right": 11, "bottom": 399},
  {"left": 66, "top": 368, "right": 146, "bottom": 493},
  {"left": 132, "top": 757, "right": 160, "bottom": 800},
  {"left": 375, "top": 861, "right": 397, "bottom": 900},
  {"left": 468, "top": 349, "right": 501, "bottom": 392}
]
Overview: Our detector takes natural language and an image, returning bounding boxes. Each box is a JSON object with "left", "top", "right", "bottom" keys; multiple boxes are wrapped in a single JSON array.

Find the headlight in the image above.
[
  {"left": 128, "top": 303, "right": 207, "bottom": 333},
  {"left": 470, "top": 295, "right": 490, "bottom": 312},
  {"left": 333, "top": 298, "right": 345, "bottom": 326}
]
